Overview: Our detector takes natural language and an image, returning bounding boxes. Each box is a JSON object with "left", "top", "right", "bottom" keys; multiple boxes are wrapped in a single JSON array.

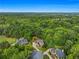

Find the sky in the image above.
[{"left": 0, "top": 0, "right": 79, "bottom": 12}]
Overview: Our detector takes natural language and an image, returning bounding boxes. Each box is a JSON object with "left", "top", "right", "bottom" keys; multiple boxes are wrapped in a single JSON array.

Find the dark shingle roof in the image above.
[
  {"left": 30, "top": 51, "right": 43, "bottom": 59},
  {"left": 16, "top": 38, "right": 28, "bottom": 45},
  {"left": 56, "top": 49, "right": 65, "bottom": 58}
]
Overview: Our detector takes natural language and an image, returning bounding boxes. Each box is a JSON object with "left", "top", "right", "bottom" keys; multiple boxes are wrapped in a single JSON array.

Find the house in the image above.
[
  {"left": 16, "top": 37, "right": 28, "bottom": 45},
  {"left": 56, "top": 49, "right": 65, "bottom": 59},
  {"left": 49, "top": 48, "right": 57, "bottom": 59},
  {"left": 29, "top": 50, "right": 43, "bottom": 59},
  {"left": 34, "top": 39, "right": 44, "bottom": 47}
]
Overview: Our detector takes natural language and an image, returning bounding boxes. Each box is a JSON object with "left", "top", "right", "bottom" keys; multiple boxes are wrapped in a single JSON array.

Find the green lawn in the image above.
[{"left": 0, "top": 36, "right": 16, "bottom": 43}]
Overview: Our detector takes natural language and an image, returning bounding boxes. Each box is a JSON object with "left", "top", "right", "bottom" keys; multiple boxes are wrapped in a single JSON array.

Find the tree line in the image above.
[{"left": 0, "top": 14, "right": 79, "bottom": 59}]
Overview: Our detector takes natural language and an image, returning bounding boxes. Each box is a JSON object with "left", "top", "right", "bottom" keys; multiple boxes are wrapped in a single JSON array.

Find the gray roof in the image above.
[
  {"left": 56, "top": 49, "right": 65, "bottom": 58},
  {"left": 29, "top": 51, "right": 43, "bottom": 59},
  {"left": 16, "top": 38, "right": 28, "bottom": 45}
]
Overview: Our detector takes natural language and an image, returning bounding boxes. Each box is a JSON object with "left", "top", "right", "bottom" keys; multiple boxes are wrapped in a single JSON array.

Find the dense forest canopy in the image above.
[{"left": 0, "top": 13, "right": 79, "bottom": 59}]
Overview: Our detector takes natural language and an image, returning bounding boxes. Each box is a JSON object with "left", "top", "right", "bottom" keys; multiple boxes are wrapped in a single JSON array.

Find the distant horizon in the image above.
[{"left": 0, "top": 11, "right": 79, "bottom": 13}]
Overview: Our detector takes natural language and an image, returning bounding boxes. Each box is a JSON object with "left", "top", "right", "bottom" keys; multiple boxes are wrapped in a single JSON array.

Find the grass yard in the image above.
[{"left": 0, "top": 36, "right": 16, "bottom": 43}]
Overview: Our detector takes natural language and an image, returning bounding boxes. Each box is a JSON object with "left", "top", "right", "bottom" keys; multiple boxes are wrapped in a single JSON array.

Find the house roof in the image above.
[{"left": 56, "top": 49, "right": 65, "bottom": 57}]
